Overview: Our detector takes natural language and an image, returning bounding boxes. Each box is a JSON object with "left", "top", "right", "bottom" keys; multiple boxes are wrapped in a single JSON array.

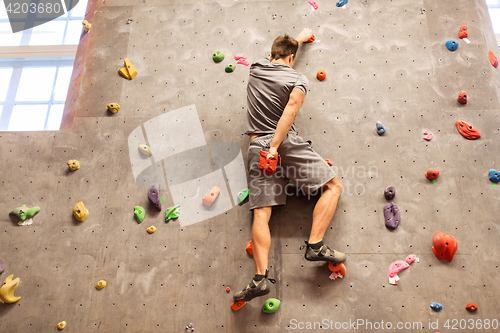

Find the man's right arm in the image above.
[{"left": 295, "top": 28, "right": 313, "bottom": 46}]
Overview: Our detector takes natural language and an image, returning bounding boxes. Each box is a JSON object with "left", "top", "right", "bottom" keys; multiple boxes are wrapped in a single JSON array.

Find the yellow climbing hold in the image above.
[
  {"left": 147, "top": 226, "right": 156, "bottom": 234},
  {"left": 107, "top": 103, "right": 120, "bottom": 113},
  {"left": 67, "top": 160, "right": 80, "bottom": 171},
  {"left": 73, "top": 201, "right": 89, "bottom": 222},
  {"left": 119, "top": 58, "right": 137, "bottom": 80},
  {"left": 95, "top": 280, "right": 106, "bottom": 289},
  {"left": 0, "top": 275, "right": 21, "bottom": 303},
  {"left": 138, "top": 144, "right": 153, "bottom": 156},
  {"left": 82, "top": 20, "right": 91, "bottom": 32},
  {"left": 57, "top": 321, "right": 66, "bottom": 330}
]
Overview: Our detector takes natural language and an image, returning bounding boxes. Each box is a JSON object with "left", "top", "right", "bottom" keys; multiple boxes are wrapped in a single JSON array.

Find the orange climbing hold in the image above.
[
  {"left": 246, "top": 240, "right": 253, "bottom": 255},
  {"left": 458, "top": 25, "right": 468, "bottom": 39},
  {"left": 489, "top": 50, "right": 498, "bottom": 68},
  {"left": 457, "top": 91, "right": 467, "bottom": 104},
  {"left": 202, "top": 186, "right": 220, "bottom": 207},
  {"left": 425, "top": 169, "right": 439, "bottom": 180},
  {"left": 455, "top": 120, "right": 481, "bottom": 140},
  {"left": 328, "top": 262, "right": 346, "bottom": 276},
  {"left": 325, "top": 159, "right": 333, "bottom": 166},
  {"left": 316, "top": 70, "right": 326, "bottom": 81},
  {"left": 466, "top": 303, "right": 478, "bottom": 312},
  {"left": 432, "top": 232, "right": 458, "bottom": 262},
  {"left": 231, "top": 301, "right": 246, "bottom": 311},
  {"left": 306, "top": 34, "right": 315, "bottom": 43}
]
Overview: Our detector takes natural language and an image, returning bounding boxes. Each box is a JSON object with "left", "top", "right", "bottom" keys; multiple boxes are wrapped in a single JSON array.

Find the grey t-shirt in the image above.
[{"left": 245, "top": 58, "right": 309, "bottom": 135}]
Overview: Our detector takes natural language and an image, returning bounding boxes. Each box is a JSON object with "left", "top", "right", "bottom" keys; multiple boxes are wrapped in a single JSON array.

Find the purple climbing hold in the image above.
[
  {"left": 0, "top": 258, "right": 4, "bottom": 274},
  {"left": 148, "top": 183, "right": 162, "bottom": 211},
  {"left": 384, "top": 186, "right": 395, "bottom": 201},
  {"left": 383, "top": 202, "right": 400, "bottom": 230}
]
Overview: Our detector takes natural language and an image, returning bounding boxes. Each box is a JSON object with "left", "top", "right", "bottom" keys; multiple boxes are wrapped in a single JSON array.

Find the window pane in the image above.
[
  {"left": 64, "top": 20, "right": 82, "bottom": 45},
  {"left": 486, "top": 0, "right": 500, "bottom": 5},
  {"left": 46, "top": 104, "right": 64, "bottom": 130},
  {"left": 69, "top": 0, "right": 88, "bottom": 18},
  {"left": 29, "top": 20, "right": 66, "bottom": 45},
  {"left": 54, "top": 66, "right": 73, "bottom": 101},
  {"left": 0, "top": 22, "right": 23, "bottom": 46},
  {"left": 0, "top": 105, "right": 3, "bottom": 119},
  {"left": 0, "top": 68, "right": 13, "bottom": 102},
  {"left": 16, "top": 67, "right": 57, "bottom": 101},
  {"left": 0, "top": 0, "right": 9, "bottom": 20},
  {"left": 8, "top": 104, "right": 48, "bottom": 131},
  {"left": 489, "top": 8, "right": 500, "bottom": 33}
]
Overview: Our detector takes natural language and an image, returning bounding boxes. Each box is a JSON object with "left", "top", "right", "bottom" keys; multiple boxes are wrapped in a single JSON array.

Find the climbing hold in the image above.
[
  {"left": 432, "top": 232, "right": 458, "bottom": 262},
  {"left": 234, "top": 54, "right": 247, "bottom": 60},
  {"left": 388, "top": 261, "right": 409, "bottom": 285},
  {"left": 225, "top": 287, "right": 230, "bottom": 292},
  {"left": 376, "top": 121, "right": 386, "bottom": 135},
  {"left": 446, "top": 40, "right": 458, "bottom": 52},
  {"left": 82, "top": 20, "right": 91, "bottom": 32},
  {"left": 459, "top": 25, "right": 468, "bottom": 39},
  {"left": 202, "top": 186, "right": 220, "bottom": 207},
  {"left": 262, "top": 298, "right": 281, "bottom": 313},
  {"left": 308, "top": 1, "right": 318, "bottom": 10},
  {"left": 457, "top": 91, "right": 467, "bottom": 104},
  {"left": 0, "top": 274, "right": 21, "bottom": 303},
  {"left": 405, "top": 254, "right": 419, "bottom": 264},
  {"left": 126, "top": 18, "right": 133, "bottom": 24},
  {"left": 430, "top": 302, "right": 443, "bottom": 311},
  {"left": 489, "top": 169, "right": 500, "bottom": 183},
  {"left": 328, "top": 262, "right": 346, "bottom": 280},
  {"left": 165, "top": 204, "right": 181, "bottom": 222},
  {"left": 225, "top": 64, "right": 235, "bottom": 73},
  {"left": 466, "top": 303, "right": 478, "bottom": 312},
  {"left": 231, "top": 301, "right": 246, "bottom": 311},
  {"left": 237, "top": 189, "right": 249, "bottom": 204},
  {"left": 95, "top": 280, "right": 106, "bottom": 289},
  {"left": 246, "top": 240, "right": 253, "bottom": 255},
  {"left": 147, "top": 226, "right": 156, "bottom": 234},
  {"left": 237, "top": 59, "right": 250, "bottom": 66},
  {"left": 134, "top": 206, "right": 145, "bottom": 223},
  {"left": 73, "top": 201, "right": 89, "bottom": 222},
  {"left": 9, "top": 205, "right": 40, "bottom": 225},
  {"left": 336, "top": 0, "right": 348, "bottom": 7},
  {"left": 455, "top": 120, "right": 481, "bottom": 140},
  {"left": 213, "top": 51, "right": 224, "bottom": 62},
  {"left": 67, "top": 160, "right": 80, "bottom": 171},
  {"left": 425, "top": 169, "right": 439, "bottom": 180},
  {"left": 423, "top": 131, "right": 433, "bottom": 141},
  {"left": 325, "top": 159, "right": 333, "bottom": 166},
  {"left": 186, "top": 323, "right": 194, "bottom": 331},
  {"left": 384, "top": 186, "right": 395, "bottom": 201},
  {"left": 148, "top": 184, "right": 161, "bottom": 211},
  {"left": 383, "top": 202, "right": 400, "bottom": 230},
  {"left": 118, "top": 58, "right": 137, "bottom": 80},
  {"left": 57, "top": 321, "right": 66, "bottom": 330},
  {"left": 316, "top": 70, "right": 326, "bottom": 81},
  {"left": 259, "top": 150, "right": 281, "bottom": 175},
  {"left": 138, "top": 144, "right": 153, "bottom": 156},
  {"left": 107, "top": 103, "right": 120, "bottom": 113},
  {"left": 0, "top": 258, "right": 4, "bottom": 274},
  {"left": 306, "top": 34, "right": 315, "bottom": 43},
  {"left": 489, "top": 50, "right": 498, "bottom": 68}
]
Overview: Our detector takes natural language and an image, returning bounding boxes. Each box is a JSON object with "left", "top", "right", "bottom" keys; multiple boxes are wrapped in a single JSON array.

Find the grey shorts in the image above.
[{"left": 247, "top": 132, "right": 336, "bottom": 210}]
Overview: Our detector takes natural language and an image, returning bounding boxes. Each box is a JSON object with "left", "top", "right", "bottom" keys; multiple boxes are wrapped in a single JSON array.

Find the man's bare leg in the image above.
[{"left": 252, "top": 206, "right": 272, "bottom": 275}]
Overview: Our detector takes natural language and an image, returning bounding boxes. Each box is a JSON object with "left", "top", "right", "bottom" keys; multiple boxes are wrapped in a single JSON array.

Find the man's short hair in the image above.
[{"left": 271, "top": 34, "right": 299, "bottom": 60}]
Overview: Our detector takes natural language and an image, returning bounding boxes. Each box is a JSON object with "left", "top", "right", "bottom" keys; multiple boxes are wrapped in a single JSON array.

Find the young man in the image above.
[{"left": 233, "top": 29, "right": 346, "bottom": 303}]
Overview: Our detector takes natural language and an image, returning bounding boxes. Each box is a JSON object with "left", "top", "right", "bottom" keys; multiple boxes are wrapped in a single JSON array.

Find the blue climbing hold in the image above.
[
  {"left": 336, "top": 0, "right": 348, "bottom": 7},
  {"left": 376, "top": 121, "right": 386, "bottom": 135},
  {"left": 489, "top": 169, "right": 500, "bottom": 183},
  {"left": 430, "top": 302, "right": 443, "bottom": 311},
  {"left": 446, "top": 40, "right": 458, "bottom": 52}
]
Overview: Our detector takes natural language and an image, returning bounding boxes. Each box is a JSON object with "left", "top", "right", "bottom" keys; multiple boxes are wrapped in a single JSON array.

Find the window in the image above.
[
  {"left": 0, "top": 0, "right": 88, "bottom": 131},
  {"left": 487, "top": 0, "right": 500, "bottom": 46}
]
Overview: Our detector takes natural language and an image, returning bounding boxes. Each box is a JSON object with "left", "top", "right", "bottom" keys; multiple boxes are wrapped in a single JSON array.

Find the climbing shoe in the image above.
[
  {"left": 304, "top": 241, "right": 347, "bottom": 264},
  {"left": 233, "top": 271, "right": 275, "bottom": 302}
]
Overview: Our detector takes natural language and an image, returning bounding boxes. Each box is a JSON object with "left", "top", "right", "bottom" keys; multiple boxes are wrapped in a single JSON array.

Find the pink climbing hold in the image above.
[
  {"left": 388, "top": 261, "right": 409, "bottom": 285},
  {"left": 237, "top": 59, "right": 250, "bottom": 66},
  {"left": 226, "top": 287, "right": 230, "bottom": 292},
  {"left": 405, "top": 254, "right": 419, "bottom": 265},
  {"left": 423, "top": 131, "right": 433, "bottom": 141},
  {"left": 309, "top": 1, "right": 318, "bottom": 10},
  {"left": 234, "top": 54, "right": 247, "bottom": 61}
]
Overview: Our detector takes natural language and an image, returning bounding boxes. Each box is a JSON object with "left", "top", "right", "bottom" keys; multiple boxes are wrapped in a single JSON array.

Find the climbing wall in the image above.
[{"left": 1, "top": 0, "right": 500, "bottom": 332}]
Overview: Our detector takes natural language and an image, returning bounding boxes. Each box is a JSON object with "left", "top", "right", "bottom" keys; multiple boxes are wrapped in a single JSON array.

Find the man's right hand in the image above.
[{"left": 295, "top": 28, "right": 313, "bottom": 45}]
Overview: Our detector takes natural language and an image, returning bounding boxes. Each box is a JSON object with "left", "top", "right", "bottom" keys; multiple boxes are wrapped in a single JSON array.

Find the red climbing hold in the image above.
[
  {"left": 316, "top": 70, "right": 326, "bottom": 81},
  {"left": 458, "top": 25, "right": 468, "bottom": 39},
  {"left": 259, "top": 150, "right": 280, "bottom": 175},
  {"left": 455, "top": 120, "right": 481, "bottom": 140},
  {"left": 306, "top": 34, "right": 315, "bottom": 43},
  {"left": 328, "top": 262, "right": 346, "bottom": 280},
  {"left": 489, "top": 50, "right": 498, "bottom": 68},
  {"left": 457, "top": 91, "right": 467, "bottom": 104},
  {"left": 432, "top": 232, "right": 458, "bottom": 262},
  {"left": 246, "top": 240, "right": 253, "bottom": 256},
  {"left": 425, "top": 169, "right": 439, "bottom": 180},
  {"left": 423, "top": 131, "right": 433, "bottom": 141},
  {"left": 325, "top": 159, "right": 333, "bottom": 166},
  {"left": 231, "top": 301, "right": 246, "bottom": 311},
  {"left": 466, "top": 303, "right": 478, "bottom": 312},
  {"left": 309, "top": 1, "right": 318, "bottom": 10}
]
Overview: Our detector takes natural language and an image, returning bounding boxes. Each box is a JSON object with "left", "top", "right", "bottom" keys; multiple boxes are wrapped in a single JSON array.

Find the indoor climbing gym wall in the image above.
[{"left": 1, "top": 0, "right": 500, "bottom": 332}]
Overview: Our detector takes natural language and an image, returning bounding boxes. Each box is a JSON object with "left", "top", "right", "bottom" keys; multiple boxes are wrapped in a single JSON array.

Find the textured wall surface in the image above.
[{"left": 1, "top": 0, "right": 500, "bottom": 332}]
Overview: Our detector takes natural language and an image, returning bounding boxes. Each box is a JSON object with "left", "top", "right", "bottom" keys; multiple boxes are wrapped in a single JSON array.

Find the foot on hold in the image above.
[
  {"left": 455, "top": 120, "right": 481, "bottom": 139},
  {"left": 9, "top": 205, "right": 40, "bottom": 224},
  {"left": 446, "top": 40, "right": 458, "bottom": 51},
  {"left": 304, "top": 241, "right": 346, "bottom": 263},
  {"left": 233, "top": 271, "right": 274, "bottom": 302},
  {"left": 489, "top": 50, "right": 499, "bottom": 68},
  {"left": 383, "top": 202, "right": 400, "bottom": 230},
  {"left": 262, "top": 298, "right": 281, "bottom": 313},
  {"left": 457, "top": 91, "right": 467, "bottom": 104},
  {"left": 489, "top": 169, "right": 500, "bottom": 183},
  {"left": 376, "top": 121, "right": 385, "bottom": 135},
  {"left": 165, "top": 204, "right": 181, "bottom": 222},
  {"left": 148, "top": 184, "right": 161, "bottom": 211}
]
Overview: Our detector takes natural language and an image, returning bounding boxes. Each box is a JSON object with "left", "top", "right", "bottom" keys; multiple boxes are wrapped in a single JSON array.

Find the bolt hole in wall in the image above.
[{"left": 0, "top": 0, "right": 89, "bottom": 131}]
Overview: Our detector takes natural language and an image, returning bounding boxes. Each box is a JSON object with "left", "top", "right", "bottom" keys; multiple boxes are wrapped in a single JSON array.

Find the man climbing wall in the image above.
[{"left": 234, "top": 28, "right": 347, "bottom": 302}]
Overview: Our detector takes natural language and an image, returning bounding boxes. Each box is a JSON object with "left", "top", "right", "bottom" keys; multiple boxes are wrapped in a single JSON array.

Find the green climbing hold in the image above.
[
  {"left": 9, "top": 205, "right": 40, "bottom": 224},
  {"left": 134, "top": 206, "right": 145, "bottom": 224},
  {"left": 225, "top": 64, "right": 235, "bottom": 73},
  {"left": 237, "top": 189, "right": 249, "bottom": 204},
  {"left": 160, "top": 198, "right": 165, "bottom": 203},
  {"left": 262, "top": 298, "right": 280, "bottom": 314},
  {"left": 165, "top": 204, "right": 181, "bottom": 222},
  {"left": 213, "top": 51, "right": 224, "bottom": 62}
]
